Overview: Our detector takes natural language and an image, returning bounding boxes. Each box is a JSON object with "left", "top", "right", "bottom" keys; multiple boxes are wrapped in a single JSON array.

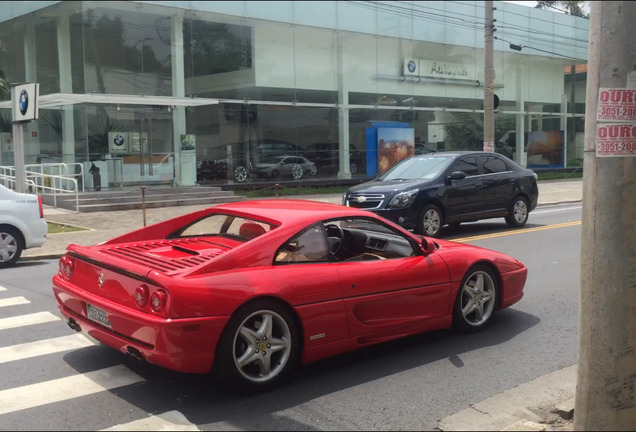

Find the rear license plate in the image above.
[{"left": 87, "top": 303, "right": 111, "bottom": 328}]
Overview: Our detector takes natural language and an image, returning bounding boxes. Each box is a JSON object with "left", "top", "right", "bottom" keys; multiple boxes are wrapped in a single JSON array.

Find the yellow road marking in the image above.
[{"left": 451, "top": 220, "right": 582, "bottom": 242}]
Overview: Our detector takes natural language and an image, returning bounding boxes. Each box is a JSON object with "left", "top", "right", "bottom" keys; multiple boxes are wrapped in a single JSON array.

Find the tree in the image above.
[{"left": 535, "top": 1, "right": 589, "bottom": 18}]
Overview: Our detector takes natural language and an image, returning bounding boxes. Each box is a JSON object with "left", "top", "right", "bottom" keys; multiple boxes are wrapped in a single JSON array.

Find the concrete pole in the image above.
[
  {"left": 575, "top": 1, "right": 636, "bottom": 430},
  {"left": 483, "top": 0, "right": 495, "bottom": 152}
]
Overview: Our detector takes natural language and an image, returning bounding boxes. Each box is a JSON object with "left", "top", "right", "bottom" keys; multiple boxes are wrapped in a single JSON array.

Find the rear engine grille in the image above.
[{"left": 99, "top": 238, "right": 225, "bottom": 273}]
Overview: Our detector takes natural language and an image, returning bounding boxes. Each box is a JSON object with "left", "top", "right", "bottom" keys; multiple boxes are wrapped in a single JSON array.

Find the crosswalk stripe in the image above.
[
  {"left": 0, "top": 297, "right": 30, "bottom": 308},
  {"left": 0, "top": 312, "right": 60, "bottom": 331},
  {"left": 0, "top": 364, "right": 145, "bottom": 416},
  {"left": 102, "top": 410, "right": 200, "bottom": 431},
  {"left": 0, "top": 334, "right": 94, "bottom": 364}
]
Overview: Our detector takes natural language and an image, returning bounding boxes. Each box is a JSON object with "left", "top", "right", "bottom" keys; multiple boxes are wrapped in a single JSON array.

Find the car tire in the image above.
[
  {"left": 234, "top": 164, "right": 249, "bottom": 183},
  {"left": 350, "top": 162, "right": 358, "bottom": 175},
  {"left": 417, "top": 204, "right": 443, "bottom": 237},
  {"left": 505, "top": 196, "right": 529, "bottom": 228},
  {"left": 291, "top": 164, "right": 303, "bottom": 180},
  {"left": 0, "top": 226, "right": 23, "bottom": 268},
  {"left": 308, "top": 164, "right": 317, "bottom": 177},
  {"left": 214, "top": 299, "right": 300, "bottom": 393},
  {"left": 452, "top": 265, "right": 499, "bottom": 333}
]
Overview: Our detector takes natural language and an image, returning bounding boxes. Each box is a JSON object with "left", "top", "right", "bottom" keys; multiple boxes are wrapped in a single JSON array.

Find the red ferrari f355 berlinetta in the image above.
[{"left": 52, "top": 199, "right": 527, "bottom": 392}]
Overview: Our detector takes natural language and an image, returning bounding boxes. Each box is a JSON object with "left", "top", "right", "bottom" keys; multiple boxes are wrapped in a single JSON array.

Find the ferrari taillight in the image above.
[
  {"left": 150, "top": 289, "right": 168, "bottom": 312},
  {"left": 134, "top": 285, "right": 149, "bottom": 308},
  {"left": 38, "top": 196, "right": 44, "bottom": 218},
  {"left": 58, "top": 255, "right": 74, "bottom": 280}
]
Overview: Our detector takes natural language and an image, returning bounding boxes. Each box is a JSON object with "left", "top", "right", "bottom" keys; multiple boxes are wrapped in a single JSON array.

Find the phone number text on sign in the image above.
[
  {"left": 597, "top": 88, "right": 636, "bottom": 121},
  {"left": 597, "top": 123, "right": 636, "bottom": 157}
]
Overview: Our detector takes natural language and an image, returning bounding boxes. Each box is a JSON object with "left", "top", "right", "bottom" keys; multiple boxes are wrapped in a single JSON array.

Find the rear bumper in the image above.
[{"left": 52, "top": 276, "right": 229, "bottom": 374}]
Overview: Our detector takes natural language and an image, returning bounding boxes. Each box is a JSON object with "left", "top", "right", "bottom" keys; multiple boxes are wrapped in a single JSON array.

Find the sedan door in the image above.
[
  {"left": 445, "top": 155, "right": 484, "bottom": 221},
  {"left": 477, "top": 154, "right": 516, "bottom": 213}
]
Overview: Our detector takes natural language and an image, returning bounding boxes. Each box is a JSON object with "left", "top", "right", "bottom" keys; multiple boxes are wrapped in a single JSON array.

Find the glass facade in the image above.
[{"left": 0, "top": 1, "right": 589, "bottom": 189}]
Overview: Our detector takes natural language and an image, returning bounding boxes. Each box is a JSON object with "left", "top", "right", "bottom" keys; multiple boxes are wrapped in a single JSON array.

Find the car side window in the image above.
[
  {"left": 481, "top": 155, "right": 509, "bottom": 174},
  {"left": 452, "top": 156, "right": 479, "bottom": 176},
  {"left": 275, "top": 223, "right": 330, "bottom": 264}
]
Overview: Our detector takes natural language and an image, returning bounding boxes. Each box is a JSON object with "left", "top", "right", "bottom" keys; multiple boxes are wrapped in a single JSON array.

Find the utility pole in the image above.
[
  {"left": 483, "top": 0, "right": 495, "bottom": 152},
  {"left": 575, "top": 1, "right": 636, "bottom": 430}
]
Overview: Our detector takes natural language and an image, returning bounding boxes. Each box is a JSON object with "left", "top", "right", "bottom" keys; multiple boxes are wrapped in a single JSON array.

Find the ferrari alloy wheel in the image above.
[
  {"left": 505, "top": 196, "right": 529, "bottom": 228},
  {"left": 215, "top": 300, "right": 300, "bottom": 392},
  {"left": 418, "top": 204, "right": 443, "bottom": 237},
  {"left": 0, "top": 226, "right": 22, "bottom": 268},
  {"left": 291, "top": 164, "right": 303, "bottom": 180},
  {"left": 234, "top": 165, "right": 249, "bottom": 183},
  {"left": 453, "top": 265, "right": 499, "bottom": 333}
]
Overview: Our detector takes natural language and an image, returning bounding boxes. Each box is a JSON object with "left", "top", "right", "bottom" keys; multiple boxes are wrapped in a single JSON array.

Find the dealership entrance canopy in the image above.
[{"left": 0, "top": 93, "right": 219, "bottom": 109}]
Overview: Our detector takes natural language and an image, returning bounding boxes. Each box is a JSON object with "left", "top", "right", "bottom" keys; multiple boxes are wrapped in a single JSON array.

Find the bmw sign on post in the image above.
[
  {"left": 10, "top": 83, "right": 39, "bottom": 193},
  {"left": 11, "top": 83, "right": 39, "bottom": 123}
]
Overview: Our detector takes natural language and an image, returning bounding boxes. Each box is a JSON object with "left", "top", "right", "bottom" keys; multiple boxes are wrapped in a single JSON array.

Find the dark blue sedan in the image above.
[{"left": 343, "top": 151, "right": 539, "bottom": 237}]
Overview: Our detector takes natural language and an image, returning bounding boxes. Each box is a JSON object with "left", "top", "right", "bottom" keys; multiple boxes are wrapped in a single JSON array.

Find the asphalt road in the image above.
[{"left": 0, "top": 203, "right": 582, "bottom": 431}]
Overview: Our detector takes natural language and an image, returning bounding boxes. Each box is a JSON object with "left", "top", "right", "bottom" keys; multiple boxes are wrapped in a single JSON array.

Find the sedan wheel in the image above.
[
  {"left": 291, "top": 164, "right": 304, "bottom": 180},
  {"left": 215, "top": 300, "right": 300, "bottom": 392},
  {"left": 0, "top": 226, "right": 23, "bottom": 268},
  {"left": 505, "top": 196, "right": 529, "bottom": 228},
  {"left": 453, "top": 265, "right": 498, "bottom": 333},
  {"left": 234, "top": 165, "right": 249, "bottom": 183},
  {"left": 308, "top": 164, "right": 317, "bottom": 176},
  {"left": 418, "top": 204, "right": 443, "bottom": 237}
]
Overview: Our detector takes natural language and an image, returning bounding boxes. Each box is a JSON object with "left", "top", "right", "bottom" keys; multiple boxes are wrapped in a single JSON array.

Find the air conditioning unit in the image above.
[
  {"left": 108, "top": 132, "right": 129, "bottom": 154},
  {"left": 403, "top": 58, "right": 419, "bottom": 76}
]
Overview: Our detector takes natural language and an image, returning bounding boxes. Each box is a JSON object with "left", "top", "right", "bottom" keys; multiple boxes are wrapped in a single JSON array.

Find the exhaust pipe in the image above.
[
  {"left": 67, "top": 318, "right": 81, "bottom": 332},
  {"left": 126, "top": 346, "right": 145, "bottom": 362}
]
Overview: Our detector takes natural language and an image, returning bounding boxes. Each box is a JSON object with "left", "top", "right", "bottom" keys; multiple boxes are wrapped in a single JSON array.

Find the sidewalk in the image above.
[{"left": 22, "top": 178, "right": 583, "bottom": 431}]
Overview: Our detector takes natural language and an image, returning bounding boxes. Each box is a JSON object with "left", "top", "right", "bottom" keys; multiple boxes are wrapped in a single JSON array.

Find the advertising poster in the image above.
[
  {"left": 377, "top": 128, "right": 415, "bottom": 174},
  {"left": 180, "top": 134, "right": 196, "bottom": 151},
  {"left": 526, "top": 131, "right": 564, "bottom": 167}
]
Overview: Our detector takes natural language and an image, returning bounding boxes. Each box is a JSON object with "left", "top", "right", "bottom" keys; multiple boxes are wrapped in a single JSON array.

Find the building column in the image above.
[
  {"left": 337, "top": 36, "right": 351, "bottom": 179},
  {"left": 57, "top": 14, "right": 76, "bottom": 165},
  {"left": 515, "top": 64, "right": 526, "bottom": 167},
  {"left": 23, "top": 24, "right": 39, "bottom": 164},
  {"left": 170, "top": 11, "right": 191, "bottom": 186},
  {"left": 560, "top": 93, "right": 568, "bottom": 167}
]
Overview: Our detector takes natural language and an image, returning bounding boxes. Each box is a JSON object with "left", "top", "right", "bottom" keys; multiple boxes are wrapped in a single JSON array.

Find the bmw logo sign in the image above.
[
  {"left": 19, "top": 90, "right": 29, "bottom": 115},
  {"left": 407, "top": 60, "right": 417, "bottom": 73},
  {"left": 113, "top": 134, "right": 125, "bottom": 147}
]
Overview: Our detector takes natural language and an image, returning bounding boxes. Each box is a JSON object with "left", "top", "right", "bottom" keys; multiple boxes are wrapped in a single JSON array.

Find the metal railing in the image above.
[{"left": 0, "top": 164, "right": 80, "bottom": 213}]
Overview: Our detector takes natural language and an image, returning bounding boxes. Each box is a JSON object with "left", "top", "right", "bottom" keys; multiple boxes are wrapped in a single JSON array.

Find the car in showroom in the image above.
[
  {"left": 343, "top": 151, "right": 539, "bottom": 237},
  {"left": 197, "top": 139, "right": 305, "bottom": 183},
  {"left": 304, "top": 142, "right": 365, "bottom": 176},
  {"left": 52, "top": 199, "right": 527, "bottom": 392},
  {"left": 252, "top": 155, "right": 317, "bottom": 180},
  {"left": 0, "top": 183, "right": 47, "bottom": 267}
]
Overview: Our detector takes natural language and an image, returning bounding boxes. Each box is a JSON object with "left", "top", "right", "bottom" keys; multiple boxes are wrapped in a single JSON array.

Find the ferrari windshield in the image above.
[{"left": 378, "top": 156, "right": 454, "bottom": 181}]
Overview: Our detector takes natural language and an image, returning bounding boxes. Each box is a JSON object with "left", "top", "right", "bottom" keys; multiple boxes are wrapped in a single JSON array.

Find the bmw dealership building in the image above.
[{"left": 0, "top": 1, "right": 589, "bottom": 188}]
